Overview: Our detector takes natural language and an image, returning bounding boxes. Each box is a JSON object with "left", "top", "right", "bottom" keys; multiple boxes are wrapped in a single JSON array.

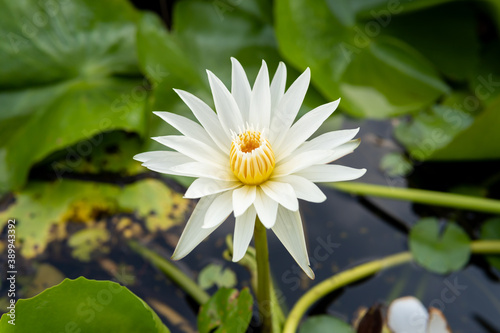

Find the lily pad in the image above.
[
  {"left": 198, "top": 264, "right": 237, "bottom": 290},
  {"left": 0, "top": 0, "right": 147, "bottom": 193},
  {"left": 0, "top": 277, "right": 170, "bottom": 332},
  {"left": 299, "top": 315, "right": 355, "bottom": 333},
  {"left": 409, "top": 218, "right": 471, "bottom": 274},
  {"left": 197, "top": 287, "right": 253, "bottom": 333}
]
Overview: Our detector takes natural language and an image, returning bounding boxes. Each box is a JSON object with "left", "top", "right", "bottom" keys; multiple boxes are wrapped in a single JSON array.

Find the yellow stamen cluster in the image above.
[{"left": 230, "top": 130, "right": 275, "bottom": 185}]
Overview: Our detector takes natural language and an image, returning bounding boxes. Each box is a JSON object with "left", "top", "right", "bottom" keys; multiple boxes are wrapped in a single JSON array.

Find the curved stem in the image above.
[
  {"left": 254, "top": 218, "right": 273, "bottom": 333},
  {"left": 330, "top": 182, "right": 500, "bottom": 215},
  {"left": 283, "top": 252, "right": 412, "bottom": 333},
  {"left": 128, "top": 241, "right": 210, "bottom": 305}
]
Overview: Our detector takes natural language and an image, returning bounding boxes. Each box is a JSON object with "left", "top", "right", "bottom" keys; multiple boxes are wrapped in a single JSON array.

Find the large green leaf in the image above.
[
  {"left": 197, "top": 287, "right": 253, "bottom": 333},
  {"left": 0, "top": 0, "right": 147, "bottom": 192},
  {"left": 275, "top": 0, "right": 449, "bottom": 118},
  {"left": 0, "top": 277, "right": 170, "bottom": 332},
  {"left": 409, "top": 218, "right": 471, "bottom": 274},
  {"left": 299, "top": 315, "right": 355, "bottom": 333}
]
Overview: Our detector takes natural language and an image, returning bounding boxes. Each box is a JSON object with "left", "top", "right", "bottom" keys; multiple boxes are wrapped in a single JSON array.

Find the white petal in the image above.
[
  {"left": 203, "top": 190, "right": 234, "bottom": 228},
  {"left": 274, "top": 175, "right": 326, "bottom": 203},
  {"left": 295, "top": 164, "right": 367, "bottom": 183},
  {"left": 232, "top": 185, "right": 257, "bottom": 217},
  {"left": 272, "top": 206, "right": 314, "bottom": 279},
  {"left": 328, "top": 140, "right": 361, "bottom": 162},
  {"left": 387, "top": 296, "right": 428, "bottom": 333},
  {"left": 269, "top": 68, "right": 310, "bottom": 145},
  {"left": 207, "top": 70, "right": 244, "bottom": 135},
  {"left": 270, "top": 62, "right": 287, "bottom": 112},
  {"left": 141, "top": 153, "right": 194, "bottom": 175},
  {"left": 174, "top": 89, "right": 230, "bottom": 153},
  {"left": 260, "top": 181, "right": 298, "bottom": 212},
  {"left": 427, "top": 308, "right": 451, "bottom": 333},
  {"left": 184, "top": 178, "right": 241, "bottom": 199},
  {"left": 231, "top": 57, "right": 252, "bottom": 122},
  {"left": 254, "top": 188, "right": 279, "bottom": 228},
  {"left": 172, "top": 195, "right": 219, "bottom": 260},
  {"left": 294, "top": 128, "right": 360, "bottom": 154},
  {"left": 134, "top": 151, "right": 180, "bottom": 163},
  {"left": 273, "top": 150, "right": 338, "bottom": 177},
  {"left": 232, "top": 206, "right": 256, "bottom": 262},
  {"left": 249, "top": 60, "right": 271, "bottom": 129},
  {"left": 170, "top": 162, "right": 237, "bottom": 181},
  {"left": 153, "top": 111, "right": 214, "bottom": 148},
  {"left": 276, "top": 98, "right": 340, "bottom": 161},
  {"left": 153, "top": 135, "right": 226, "bottom": 168}
]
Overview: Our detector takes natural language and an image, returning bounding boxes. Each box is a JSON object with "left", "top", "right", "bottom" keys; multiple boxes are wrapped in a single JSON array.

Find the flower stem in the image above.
[
  {"left": 330, "top": 182, "right": 500, "bottom": 214},
  {"left": 254, "top": 218, "right": 273, "bottom": 333},
  {"left": 282, "top": 252, "right": 413, "bottom": 333},
  {"left": 128, "top": 241, "right": 210, "bottom": 305},
  {"left": 470, "top": 240, "right": 500, "bottom": 253}
]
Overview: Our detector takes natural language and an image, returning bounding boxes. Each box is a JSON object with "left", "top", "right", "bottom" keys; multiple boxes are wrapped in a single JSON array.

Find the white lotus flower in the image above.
[
  {"left": 134, "top": 58, "right": 366, "bottom": 279},
  {"left": 387, "top": 296, "right": 451, "bottom": 333}
]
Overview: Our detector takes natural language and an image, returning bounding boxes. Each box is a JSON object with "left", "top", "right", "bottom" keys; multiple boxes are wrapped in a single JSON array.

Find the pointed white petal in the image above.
[
  {"left": 274, "top": 175, "right": 326, "bottom": 203},
  {"left": 153, "top": 135, "right": 226, "bottom": 168},
  {"left": 232, "top": 185, "right": 257, "bottom": 217},
  {"left": 232, "top": 206, "right": 256, "bottom": 262},
  {"left": 141, "top": 153, "right": 195, "bottom": 175},
  {"left": 134, "top": 151, "right": 181, "bottom": 163},
  {"left": 276, "top": 98, "right": 340, "bottom": 161},
  {"left": 172, "top": 195, "right": 219, "bottom": 260},
  {"left": 273, "top": 150, "right": 338, "bottom": 177},
  {"left": 254, "top": 188, "right": 279, "bottom": 228},
  {"left": 328, "top": 140, "right": 361, "bottom": 162},
  {"left": 269, "top": 68, "right": 310, "bottom": 145},
  {"left": 295, "top": 164, "right": 367, "bottom": 183},
  {"left": 207, "top": 70, "right": 244, "bottom": 135},
  {"left": 427, "top": 308, "right": 451, "bottom": 333},
  {"left": 260, "top": 181, "right": 298, "bottom": 212},
  {"left": 203, "top": 190, "right": 234, "bottom": 228},
  {"left": 174, "top": 89, "right": 230, "bottom": 153},
  {"left": 270, "top": 62, "right": 287, "bottom": 112},
  {"left": 153, "top": 111, "right": 214, "bottom": 148},
  {"left": 272, "top": 206, "right": 314, "bottom": 279},
  {"left": 387, "top": 296, "right": 428, "bottom": 333},
  {"left": 249, "top": 60, "right": 271, "bottom": 129},
  {"left": 231, "top": 57, "right": 252, "bottom": 122},
  {"left": 184, "top": 178, "right": 241, "bottom": 199},
  {"left": 295, "top": 128, "right": 360, "bottom": 154},
  {"left": 170, "top": 162, "right": 237, "bottom": 181}
]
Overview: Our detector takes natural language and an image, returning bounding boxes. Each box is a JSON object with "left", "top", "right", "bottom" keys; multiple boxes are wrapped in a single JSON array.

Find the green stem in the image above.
[
  {"left": 282, "top": 252, "right": 413, "bottom": 333},
  {"left": 254, "top": 218, "right": 273, "bottom": 333},
  {"left": 128, "top": 241, "right": 210, "bottom": 305},
  {"left": 330, "top": 182, "right": 500, "bottom": 214},
  {"left": 470, "top": 240, "right": 500, "bottom": 253}
]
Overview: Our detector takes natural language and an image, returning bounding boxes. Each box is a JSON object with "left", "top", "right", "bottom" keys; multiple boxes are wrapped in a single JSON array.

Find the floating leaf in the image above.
[
  {"left": 198, "top": 264, "right": 237, "bottom": 290},
  {"left": 380, "top": 152, "right": 413, "bottom": 177},
  {"left": 480, "top": 217, "right": 500, "bottom": 271},
  {"left": 0, "top": 0, "right": 147, "bottom": 192},
  {"left": 197, "top": 288, "right": 253, "bottom": 333},
  {"left": 409, "top": 218, "right": 471, "bottom": 274},
  {"left": 0, "top": 277, "right": 170, "bottom": 332},
  {"left": 68, "top": 224, "right": 110, "bottom": 262},
  {"left": 299, "top": 315, "right": 355, "bottom": 333}
]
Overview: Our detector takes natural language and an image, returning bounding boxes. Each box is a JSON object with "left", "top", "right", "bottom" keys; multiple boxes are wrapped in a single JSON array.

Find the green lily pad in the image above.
[
  {"left": 299, "top": 315, "right": 355, "bottom": 333},
  {"left": 275, "top": 0, "right": 449, "bottom": 118},
  {"left": 0, "top": 277, "right": 170, "bottom": 332},
  {"left": 198, "top": 264, "right": 237, "bottom": 290},
  {"left": 480, "top": 217, "right": 500, "bottom": 271},
  {"left": 0, "top": 0, "right": 147, "bottom": 193},
  {"left": 197, "top": 287, "right": 253, "bottom": 333},
  {"left": 409, "top": 218, "right": 471, "bottom": 274},
  {"left": 380, "top": 152, "right": 413, "bottom": 177}
]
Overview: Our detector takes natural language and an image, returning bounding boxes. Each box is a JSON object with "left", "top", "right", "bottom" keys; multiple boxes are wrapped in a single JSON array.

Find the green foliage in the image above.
[
  {"left": 0, "top": 277, "right": 170, "bottom": 332},
  {"left": 480, "top": 217, "right": 500, "bottom": 271},
  {"left": 198, "top": 264, "right": 237, "bottom": 290},
  {"left": 409, "top": 218, "right": 471, "bottom": 274},
  {"left": 197, "top": 287, "right": 253, "bottom": 333},
  {"left": 0, "top": 0, "right": 147, "bottom": 193},
  {"left": 379, "top": 152, "right": 413, "bottom": 177},
  {"left": 299, "top": 315, "right": 355, "bottom": 333}
]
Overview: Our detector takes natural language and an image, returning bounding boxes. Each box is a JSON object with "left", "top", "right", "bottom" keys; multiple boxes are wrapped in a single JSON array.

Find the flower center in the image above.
[{"left": 230, "top": 129, "right": 275, "bottom": 185}]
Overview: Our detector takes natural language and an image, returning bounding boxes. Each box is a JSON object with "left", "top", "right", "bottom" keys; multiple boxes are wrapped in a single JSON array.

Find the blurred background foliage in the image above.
[{"left": 0, "top": 0, "right": 500, "bottom": 329}]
